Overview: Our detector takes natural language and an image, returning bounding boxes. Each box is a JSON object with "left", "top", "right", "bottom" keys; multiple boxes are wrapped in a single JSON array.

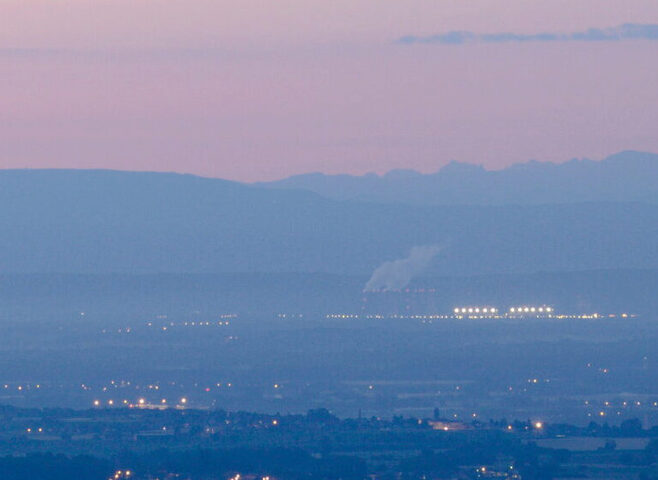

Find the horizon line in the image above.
[{"left": 0, "top": 149, "right": 652, "bottom": 183}]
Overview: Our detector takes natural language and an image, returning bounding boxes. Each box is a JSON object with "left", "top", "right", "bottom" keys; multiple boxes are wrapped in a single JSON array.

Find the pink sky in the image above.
[{"left": 1, "top": 0, "right": 658, "bottom": 181}]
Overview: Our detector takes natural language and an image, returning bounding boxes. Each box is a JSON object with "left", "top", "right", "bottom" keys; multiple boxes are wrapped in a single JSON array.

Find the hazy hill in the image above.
[
  {"left": 258, "top": 151, "right": 658, "bottom": 206},
  {"left": 0, "top": 169, "right": 656, "bottom": 275}
]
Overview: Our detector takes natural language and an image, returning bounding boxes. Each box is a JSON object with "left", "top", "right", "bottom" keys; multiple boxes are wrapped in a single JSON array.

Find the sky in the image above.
[{"left": 1, "top": 0, "right": 658, "bottom": 181}]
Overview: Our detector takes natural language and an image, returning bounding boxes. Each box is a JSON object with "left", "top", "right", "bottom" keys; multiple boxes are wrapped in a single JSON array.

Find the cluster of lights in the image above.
[
  {"left": 453, "top": 307, "right": 498, "bottom": 314},
  {"left": 110, "top": 471, "right": 132, "bottom": 479},
  {"left": 509, "top": 306, "right": 552, "bottom": 313},
  {"left": 229, "top": 474, "right": 270, "bottom": 480}
]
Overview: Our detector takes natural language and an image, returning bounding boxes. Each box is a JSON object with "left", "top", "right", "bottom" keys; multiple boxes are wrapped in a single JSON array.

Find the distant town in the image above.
[{"left": 1, "top": 403, "right": 658, "bottom": 479}]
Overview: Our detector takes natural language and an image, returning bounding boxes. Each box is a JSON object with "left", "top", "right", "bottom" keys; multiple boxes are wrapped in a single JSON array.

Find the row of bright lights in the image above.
[
  {"left": 453, "top": 306, "right": 553, "bottom": 314},
  {"left": 510, "top": 306, "right": 552, "bottom": 313},
  {"left": 454, "top": 307, "right": 498, "bottom": 314},
  {"left": 94, "top": 397, "right": 187, "bottom": 407}
]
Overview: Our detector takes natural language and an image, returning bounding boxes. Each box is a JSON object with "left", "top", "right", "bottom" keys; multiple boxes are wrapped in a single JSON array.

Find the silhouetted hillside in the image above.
[
  {"left": 259, "top": 151, "right": 658, "bottom": 206},
  {"left": 0, "top": 169, "right": 656, "bottom": 275}
]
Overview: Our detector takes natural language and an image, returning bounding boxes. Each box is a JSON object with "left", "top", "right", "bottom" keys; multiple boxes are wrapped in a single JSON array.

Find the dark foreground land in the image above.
[
  {"left": 1, "top": 272, "right": 657, "bottom": 478},
  {"left": 2, "top": 404, "right": 658, "bottom": 480}
]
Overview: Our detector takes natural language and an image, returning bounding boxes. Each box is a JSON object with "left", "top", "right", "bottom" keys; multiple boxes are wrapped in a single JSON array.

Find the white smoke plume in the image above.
[{"left": 364, "top": 245, "right": 442, "bottom": 291}]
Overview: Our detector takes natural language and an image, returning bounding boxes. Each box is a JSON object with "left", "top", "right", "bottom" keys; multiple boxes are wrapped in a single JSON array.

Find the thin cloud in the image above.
[{"left": 398, "top": 24, "right": 658, "bottom": 45}]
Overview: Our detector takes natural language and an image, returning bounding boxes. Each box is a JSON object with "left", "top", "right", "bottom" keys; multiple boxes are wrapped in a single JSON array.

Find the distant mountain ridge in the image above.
[
  {"left": 0, "top": 168, "right": 657, "bottom": 275},
  {"left": 257, "top": 151, "right": 658, "bottom": 205}
]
